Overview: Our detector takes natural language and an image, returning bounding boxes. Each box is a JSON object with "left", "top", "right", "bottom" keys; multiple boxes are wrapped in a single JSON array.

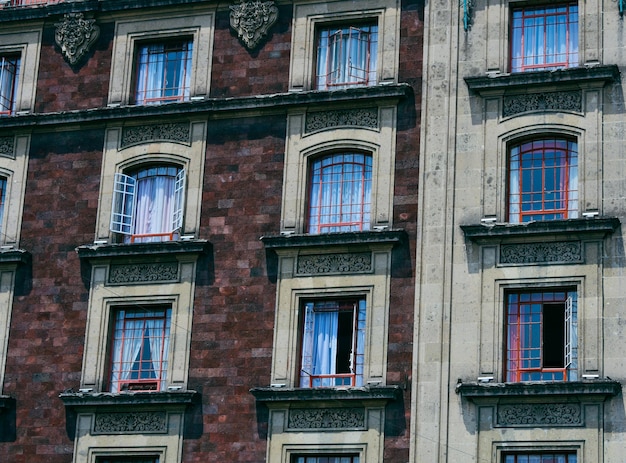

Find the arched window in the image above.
[
  {"left": 110, "top": 165, "right": 186, "bottom": 243},
  {"left": 307, "top": 152, "right": 372, "bottom": 234},
  {"left": 507, "top": 137, "right": 578, "bottom": 223}
]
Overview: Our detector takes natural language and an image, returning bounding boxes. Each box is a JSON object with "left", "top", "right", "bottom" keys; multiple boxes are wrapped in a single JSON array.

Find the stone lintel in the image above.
[
  {"left": 76, "top": 240, "right": 210, "bottom": 262},
  {"left": 261, "top": 230, "right": 407, "bottom": 251},
  {"left": 0, "top": 248, "right": 30, "bottom": 266},
  {"left": 59, "top": 390, "right": 198, "bottom": 410},
  {"left": 250, "top": 386, "right": 402, "bottom": 405}
]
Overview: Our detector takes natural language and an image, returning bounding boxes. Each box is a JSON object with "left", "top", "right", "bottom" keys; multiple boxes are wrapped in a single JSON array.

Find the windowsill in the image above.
[
  {"left": 465, "top": 65, "right": 619, "bottom": 96},
  {"left": 0, "top": 248, "right": 30, "bottom": 265},
  {"left": 59, "top": 390, "right": 198, "bottom": 409},
  {"left": 76, "top": 239, "right": 210, "bottom": 261},
  {"left": 461, "top": 217, "right": 620, "bottom": 243},
  {"left": 456, "top": 379, "right": 621, "bottom": 403},
  {"left": 250, "top": 385, "right": 402, "bottom": 404},
  {"left": 261, "top": 229, "right": 407, "bottom": 250}
]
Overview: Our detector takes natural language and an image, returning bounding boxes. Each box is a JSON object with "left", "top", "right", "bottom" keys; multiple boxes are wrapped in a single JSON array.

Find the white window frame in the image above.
[
  {"left": 108, "top": 10, "right": 214, "bottom": 106},
  {"left": 0, "top": 134, "right": 30, "bottom": 246},
  {"left": 289, "top": 0, "right": 399, "bottom": 91}
]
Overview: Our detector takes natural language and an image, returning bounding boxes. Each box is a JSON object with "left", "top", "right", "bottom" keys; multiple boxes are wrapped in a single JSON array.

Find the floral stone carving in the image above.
[
  {"left": 230, "top": 0, "right": 278, "bottom": 50},
  {"left": 55, "top": 13, "right": 100, "bottom": 66}
]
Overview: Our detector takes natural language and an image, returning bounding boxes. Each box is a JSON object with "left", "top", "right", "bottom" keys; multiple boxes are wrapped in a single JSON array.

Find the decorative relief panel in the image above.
[
  {"left": 230, "top": 0, "right": 278, "bottom": 50},
  {"left": 500, "top": 242, "right": 582, "bottom": 265},
  {"left": 297, "top": 252, "right": 372, "bottom": 275},
  {"left": 497, "top": 403, "right": 582, "bottom": 427},
  {"left": 503, "top": 91, "right": 582, "bottom": 117},
  {"left": 121, "top": 123, "right": 191, "bottom": 148},
  {"left": 55, "top": 13, "right": 100, "bottom": 66},
  {"left": 0, "top": 137, "right": 14, "bottom": 157},
  {"left": 288, "top": 407, "right": 365, "bottom": 430},
  {"left": 108, "top": 262, "right": 179, "bottom": 285},
  {"left": 305, "top": 108, "right": 378, "bottom": 133},
  {"left": 94, "top": 411, "right": 167, "bottom": 434}
]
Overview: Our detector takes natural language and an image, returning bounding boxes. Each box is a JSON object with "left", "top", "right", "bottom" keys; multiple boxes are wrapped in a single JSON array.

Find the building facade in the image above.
[
  {"left": 414, "top": 0, "right": 626, "bottom": 462},
  {"left": 0, "top": 1, "right": 421, "bottom": 463}
]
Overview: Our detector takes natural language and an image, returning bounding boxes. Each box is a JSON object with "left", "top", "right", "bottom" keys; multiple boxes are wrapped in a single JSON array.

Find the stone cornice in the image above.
[
  {"left": 59, "top": 390, "right": 198, "bottom": 409},
  {"left": 250, "top": 386, "right": 402, "bottom": 404},
  {"left": 261, "top": 229, "right": 407, "bottom": 250},
  {"left": 0, "top": 84, "right": 411, "bottom": 130},
  {"left": 465, "top": 65, "right": 620, "bottom": 96},
  {"left": 76, "top": 239, "right": 210, "bottom": 261},
  {"left": 0, "top": 248, "right": 30, "bottom": 266}
]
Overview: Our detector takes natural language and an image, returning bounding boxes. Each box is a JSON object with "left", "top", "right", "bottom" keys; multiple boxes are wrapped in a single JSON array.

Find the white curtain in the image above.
[
  {"left": 147, "top": 315, "right": 170, "bottom": 389},
  {"left": 133, "top": 174, "right": 175, "bottom": 242},
  {"left": 135, "top": 44, "right": 164, "bottom": 105},
  {"left": 110, "top": 314, "right": 143, "bottom": 393},
  {"left": 311, "top": 310, "right": 339, "bottom": 387},
  {"left": 0, "top": 56, "right": 18, "bottom": 113}
]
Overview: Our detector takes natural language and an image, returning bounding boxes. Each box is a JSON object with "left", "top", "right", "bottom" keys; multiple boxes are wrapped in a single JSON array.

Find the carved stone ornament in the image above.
[
  {"left": 305, "top": 108, "right": 379, "bottom": 133},
  {"left": 108, "top": 262, "right": 179, "bottom": 285},
  {"left": 297, "top": 252, "right": 372, "bottom": 275},
  {"left": 500, "top": 241, "right": 582, "bottom": 265},
  {"left": 503, "top": 90, "right": 582, "bottom": 117},
  {"left": 288, "top": 407, "right": 365, "bottom": 429},
  {"left": 0, "top": 136, "right": 14, "bottom": 157},
  {"left": 121, "top": 123, "right": 191, "bottom": 148},
  {"left": 54, "top": 13, "right": 100, "bottom": 66},
  {"left": 94, "top": 411, "right": 167, "bottom": 433},
  {"left": 497, "top": 403, "right": 582, "bottom": 427},
  {"left": 229, "top": 0, "right": 278, "bottom": 50}
]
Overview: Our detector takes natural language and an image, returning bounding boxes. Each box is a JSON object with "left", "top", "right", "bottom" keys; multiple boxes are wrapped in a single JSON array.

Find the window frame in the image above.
[
  {"left": 502, "top": 451, "right": 577, "bottom": 463},
  {"left": 509, "top": 3, "right": 579, "bottom": 73},
  {"left": 0, "top": 28, "right": 40, "bottom": 115},
  {"left": 292, "top": 455, "right": 360, "bottom": 463},
  {"left": 506, "top": 136, "right": 578, "bottom": 224},
  {"left": 504, "top": 287, "right": 578, "bottom": 383},
  {"left": 0, "top": 53, "right": 20, "bottom": 115}
]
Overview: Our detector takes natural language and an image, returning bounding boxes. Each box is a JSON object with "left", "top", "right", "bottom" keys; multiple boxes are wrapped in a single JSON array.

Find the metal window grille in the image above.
[
  {"left": 503, "top": 451, "right": 577, "bottom": 463},
  {"left": 307, "top": 153, "right": 372, "bottom": 234},
  {"left": 505, "top": 289, "right": 577, "bottom": 382},
  {"left": 508, "top": 138, "right": 578, "bottom": 223},
  {"left": 134, "top": 40, "right": 193, "bottom": 105},
  {"left": 0, "top": 55, "right": 20, "bottom": 115},
  {"left": 510, "top": 4, "right": 578, "bottom": 72},
  {"left": 315, "top": 24, "right": 378, "bottom": 90},
  {"left": 108, "top": 307, "right": 171, "bottom": 393}
]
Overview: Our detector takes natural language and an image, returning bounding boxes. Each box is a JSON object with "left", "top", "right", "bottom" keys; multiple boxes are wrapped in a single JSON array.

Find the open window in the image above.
[
  {"left": 0, "top": 54, "right": 19, "bottom": 115},
  {"left": 507, "top": 137, "right": 578, "bottom": 223},
  {"left": 307, "top": 153, "right": 372, "bottom": 234},
  {"left": 299, "top": 298, "right": 366, "bottom": 388},
  {"left": 110, "top": 165, "right": 185, "bottom": 243},
  {"left": 505, "top": 288, "right": 577, "bottom": 382},
  {"left": 107, "top": 306, "right": 171, "bottom": 393},
  {"left": 502, "top": 451, "right": 577, "bottom": 463},
  {"left": 132, "top": 39, "right": 192, "bottom": 106},
  {"left": 510, "top": 3, "right": 578, "bottom": 73},
  {"left": 315, "top": 23, "right": 378, "bottom": 90}
]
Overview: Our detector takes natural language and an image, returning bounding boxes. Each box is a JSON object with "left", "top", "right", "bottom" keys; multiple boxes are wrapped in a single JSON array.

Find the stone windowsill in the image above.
[
  {"left": 456, "top": 380, "right": 621, "bottom": 403},
  {"left": 59, "top": 390, "right": 198, "bottom": 410},
  {"left": 465, "top": 65, "right": 620, "bottom": 96},
  {"left": 261, "top": 229, "right": 407, "bottom": 251},
  {"left": 76, "top": 239, "right": 210, "bottom": 262},
  {"left": 250, "top": 386, "right": 402, "bottom": 405},
  {"left": 461, "top": 217, "right": 620, "bottom": 243},
  {"left": 0, "top": 248, "right": 30, "bottom": 266}
]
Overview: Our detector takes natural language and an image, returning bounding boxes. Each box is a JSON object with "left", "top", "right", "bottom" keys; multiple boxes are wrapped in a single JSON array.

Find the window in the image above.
[
  {"left": 108, "top": 306, "right": 171, "bottom": 393},
  {"left": 293, "top": 456, "right": 359, "bottom": 463},
  {"left": 110, "top": 165, "right": 185, "bottom": 243},
  {"left": 0, "top": 176, "right": 6, "bottom": 236},
  {"left": 508, "top": 138, "right": 578, "bottom": 223},
  {"left": 96, "top": 457, "right": 159, "bottom": 463},
  {"left": 503, "top": 451, "right": 577, "bottom": 463},
  {"left": 307, "top": 153, "right": 372, "bottom": 234},
  {"left": 510, "top": 4, "right": 578, "bottom": 73},
  {"left": 299, "top": 298, "right": 365, "bottom": 388},
  {"left": 133, "top": 40, "right": 192, "bottom": 105},
  {"left": 315, "top": 24, "right": 377, "bottom": 90},
  {"left": 505, "top": 288, "right": 577, "bottom": 382},
  {"left": 0, "top": 54, "right": 19, "bottom": 115}
]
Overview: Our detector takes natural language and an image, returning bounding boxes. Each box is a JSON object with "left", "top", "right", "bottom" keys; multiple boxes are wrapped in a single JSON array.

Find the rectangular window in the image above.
[
  {"left": 293, "top": 456, "right": 360, "bottom": 463},
  {"left": 508, "top": 138, "right": 578, "bottom": 223},
  {"left": 96, "top": 458, "right": 159, "bottom": 463},
  {"left": 133, "top": 40, "right": 192, "bottom": 105},
  {"left": 0, "top": 54, "right": 19, "bottom": 115},
  {"left": 299, "top": 298, "right": 366, "bottom": 388},
  {"left": 315, "top": 24, "right": 378, "bottom": 90},
  {"left": 503, "top": 451, "right": 577, "bottom": 463},
  {"left": 505, "top": 289, "right": 577, "bottom": 382},
  {"left": 108, "top": 306, "right": 171, "bottom": 393},
  {"left": 110, "top": 165, "right": 186, "bottom": 243},
  {"left": 307, "top": 153, "right": 372, "bottom": 234},
  {"left": 0, "top": 177, "right": 5, "bottom": 234},
  {"left": 510, "top": 4, "right": 578, "bottom": 73}
]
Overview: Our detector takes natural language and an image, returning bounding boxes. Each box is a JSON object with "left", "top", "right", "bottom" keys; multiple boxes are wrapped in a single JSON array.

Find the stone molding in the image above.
[
  {"left": 287, "top": 407, "right": 365, "bottom": 430},
  {"left": 305, "top": 107, "right": 378, "bottom": 133},
  {"left": 500, "top": 241, "right": 582, "bottom": 265},
  {"left": 496, "top": 402, "right": 582, "bottom": 427},
  {"left": 503, "top": 91, "right": 582, "bottom": 117},
  {"left": 121, "top": 123, "right": 191, "bottom": 148},
  {"left": 297, "top": 252, "right": 372, "bottom": 275},
  {"left": 108, "top": 262, "right": 179, "bottom": 285},
  {"left": 54, "top": 13, "right": 100, "bottom": 65},
  {"left": 229, "top": 0, "right": 278, "bottom": 50},
  {"left": 0, "top": 136, "right": 14, "bottom": 157},
  {"left": 94, "top": 411, "right": 167, "bottom": 434}
]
